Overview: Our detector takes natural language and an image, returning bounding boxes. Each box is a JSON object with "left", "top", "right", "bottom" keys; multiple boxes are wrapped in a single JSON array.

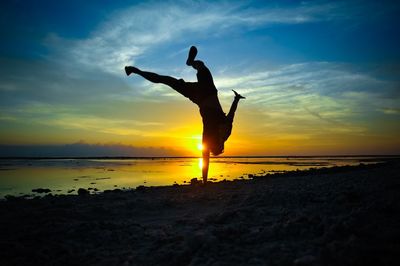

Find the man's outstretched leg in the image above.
[
  {"left": 125, "top": 66, "right": 167, "bottom": 83},
  {"left": 125, "top": 66, "right": 181, "bottom": 88}
]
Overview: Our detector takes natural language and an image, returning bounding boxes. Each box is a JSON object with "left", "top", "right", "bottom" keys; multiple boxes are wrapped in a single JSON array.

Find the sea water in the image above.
[{"left": 0, "top": 156, "right": 387, "bottom": 198}]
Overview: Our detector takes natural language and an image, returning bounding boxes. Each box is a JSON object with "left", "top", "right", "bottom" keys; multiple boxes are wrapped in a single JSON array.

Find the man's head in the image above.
[{"left": 210, "top": 140, "right": 224, "bottom": 156}]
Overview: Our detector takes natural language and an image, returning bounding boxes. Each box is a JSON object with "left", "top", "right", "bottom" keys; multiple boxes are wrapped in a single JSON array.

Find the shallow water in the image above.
[{"left": 0, "top": 156, "right": 387, "bottom": 198}]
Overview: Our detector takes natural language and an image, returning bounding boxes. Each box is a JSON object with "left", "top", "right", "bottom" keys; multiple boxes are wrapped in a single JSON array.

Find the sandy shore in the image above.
[{"left": 1, "top": 161, "right": 399, "bottom": 265}]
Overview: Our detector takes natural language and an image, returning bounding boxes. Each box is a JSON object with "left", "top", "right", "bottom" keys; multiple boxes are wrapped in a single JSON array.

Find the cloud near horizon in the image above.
[{"left": 0, "top": 142, "right": 179, "bottom": 157}]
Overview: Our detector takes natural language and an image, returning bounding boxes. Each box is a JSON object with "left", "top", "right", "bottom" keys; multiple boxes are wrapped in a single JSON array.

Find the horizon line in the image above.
[{"left": 1, "top": 155, "right": 399, "bottom": 160}]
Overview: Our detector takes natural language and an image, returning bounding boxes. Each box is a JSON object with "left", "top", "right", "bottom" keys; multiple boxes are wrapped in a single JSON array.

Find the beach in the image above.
[{"left": 1, "top": 160, "right": 399, "bottom": 265}]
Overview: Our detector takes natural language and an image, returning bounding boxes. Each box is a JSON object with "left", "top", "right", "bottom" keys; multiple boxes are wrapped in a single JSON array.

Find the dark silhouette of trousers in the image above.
[
  {"left": 134, "top": 60, "right": 216, "bottom": 104},
  {"left": 134, "top": 61, "right": 239, "bottom": 121}
]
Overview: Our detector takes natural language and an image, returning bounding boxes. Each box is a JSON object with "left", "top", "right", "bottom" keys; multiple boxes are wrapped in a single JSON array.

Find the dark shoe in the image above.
[
  {"left": 125, "top": 66, "right": 132, "bottom": 76},
  {"left": 232, "top": 90, "right": 246, "bottom": 99},
  {"left": 125, "top": 66, "right": 139, "bottom": 76},
  {"left": 186, "top": 46, "right": 198, "bottom": 66}
]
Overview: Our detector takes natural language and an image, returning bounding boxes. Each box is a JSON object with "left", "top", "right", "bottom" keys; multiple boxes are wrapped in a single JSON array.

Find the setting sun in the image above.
[{"left": 197, "top": 143, "right": 203, "bottom": 151}]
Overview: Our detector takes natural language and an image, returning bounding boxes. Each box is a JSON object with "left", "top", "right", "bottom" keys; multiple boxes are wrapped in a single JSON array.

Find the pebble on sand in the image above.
[
  {"left": 77, "top": 188, "right": 89, "bottom": 196},
  {"left": 32, "top": 188, "right": 51, "bottom": 193}
]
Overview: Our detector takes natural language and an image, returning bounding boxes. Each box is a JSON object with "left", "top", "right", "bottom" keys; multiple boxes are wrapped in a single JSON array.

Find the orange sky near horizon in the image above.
[{"left": 1, "top": 94, "right": 399, "bottom": 156}]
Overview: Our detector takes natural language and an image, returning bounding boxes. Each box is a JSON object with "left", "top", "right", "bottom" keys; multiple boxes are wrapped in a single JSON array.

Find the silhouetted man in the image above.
[{"left": 125, "top": 46, "right": 245, "bottom": 183}]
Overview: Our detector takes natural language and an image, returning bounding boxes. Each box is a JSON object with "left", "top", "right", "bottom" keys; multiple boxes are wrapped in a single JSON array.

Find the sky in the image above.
[{"left": 0, "top": 0, "right": 399, "bottom": 157}]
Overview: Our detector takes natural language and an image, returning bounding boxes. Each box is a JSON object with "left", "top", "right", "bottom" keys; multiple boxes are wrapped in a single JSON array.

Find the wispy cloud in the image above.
[
  {"left": 46, "top": 0, "right": 358, "bottom": 75},
  {"left": 0, "top": 142, "right": 178, "bottom": 157},
  {"left": 379, "top": 108, "right": 400, "bottom": 115},
  {"left": 0, "top": 103, "right": 164, "bottom": 137},
  {"left": 214, "top": 62, "right": 396, "bottom": 114},
  {"left": 212, "top": 61, "right": 399, "bottom": 137}
]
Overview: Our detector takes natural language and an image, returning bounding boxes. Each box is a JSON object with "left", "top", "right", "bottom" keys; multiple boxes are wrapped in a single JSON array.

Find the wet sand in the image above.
[{"left": 1, "top": 161, "right": 399, "bottom": 265}]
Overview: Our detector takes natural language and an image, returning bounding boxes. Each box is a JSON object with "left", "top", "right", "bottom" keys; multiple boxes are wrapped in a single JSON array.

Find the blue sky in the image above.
[{"left": 0, "top": 0, "right": 399, "bottom": 156}]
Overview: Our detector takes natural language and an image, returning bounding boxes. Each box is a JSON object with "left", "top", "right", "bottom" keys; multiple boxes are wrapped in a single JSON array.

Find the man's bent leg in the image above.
[
  {"left": 226, "top": 90, "right": 245, "bottom": 123},
  {"left": 186, "top": 46, "right": 198, "bottom": 66},
  {"left": 191, "top": 60, "right": 215, "bottom": 86},
  {"left": 222, "top": 90, "right": 245, "bottom": 142},
  {"left": 185, "top": 47, "right": 215, "bottom": 86}
]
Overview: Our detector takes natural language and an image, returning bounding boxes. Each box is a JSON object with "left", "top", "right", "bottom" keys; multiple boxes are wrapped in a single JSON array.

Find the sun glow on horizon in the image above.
[{"left": 197, "top": 143, "right": 203, "bottom": 151}]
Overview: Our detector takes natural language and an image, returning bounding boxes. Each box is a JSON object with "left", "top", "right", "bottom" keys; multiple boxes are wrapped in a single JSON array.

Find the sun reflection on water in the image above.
[
  {"left": 198, "top": 158, "right": 203, "bottom": 170},
  {"left": 0, "top": 157, "right": 377, "bottom": 197}
]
